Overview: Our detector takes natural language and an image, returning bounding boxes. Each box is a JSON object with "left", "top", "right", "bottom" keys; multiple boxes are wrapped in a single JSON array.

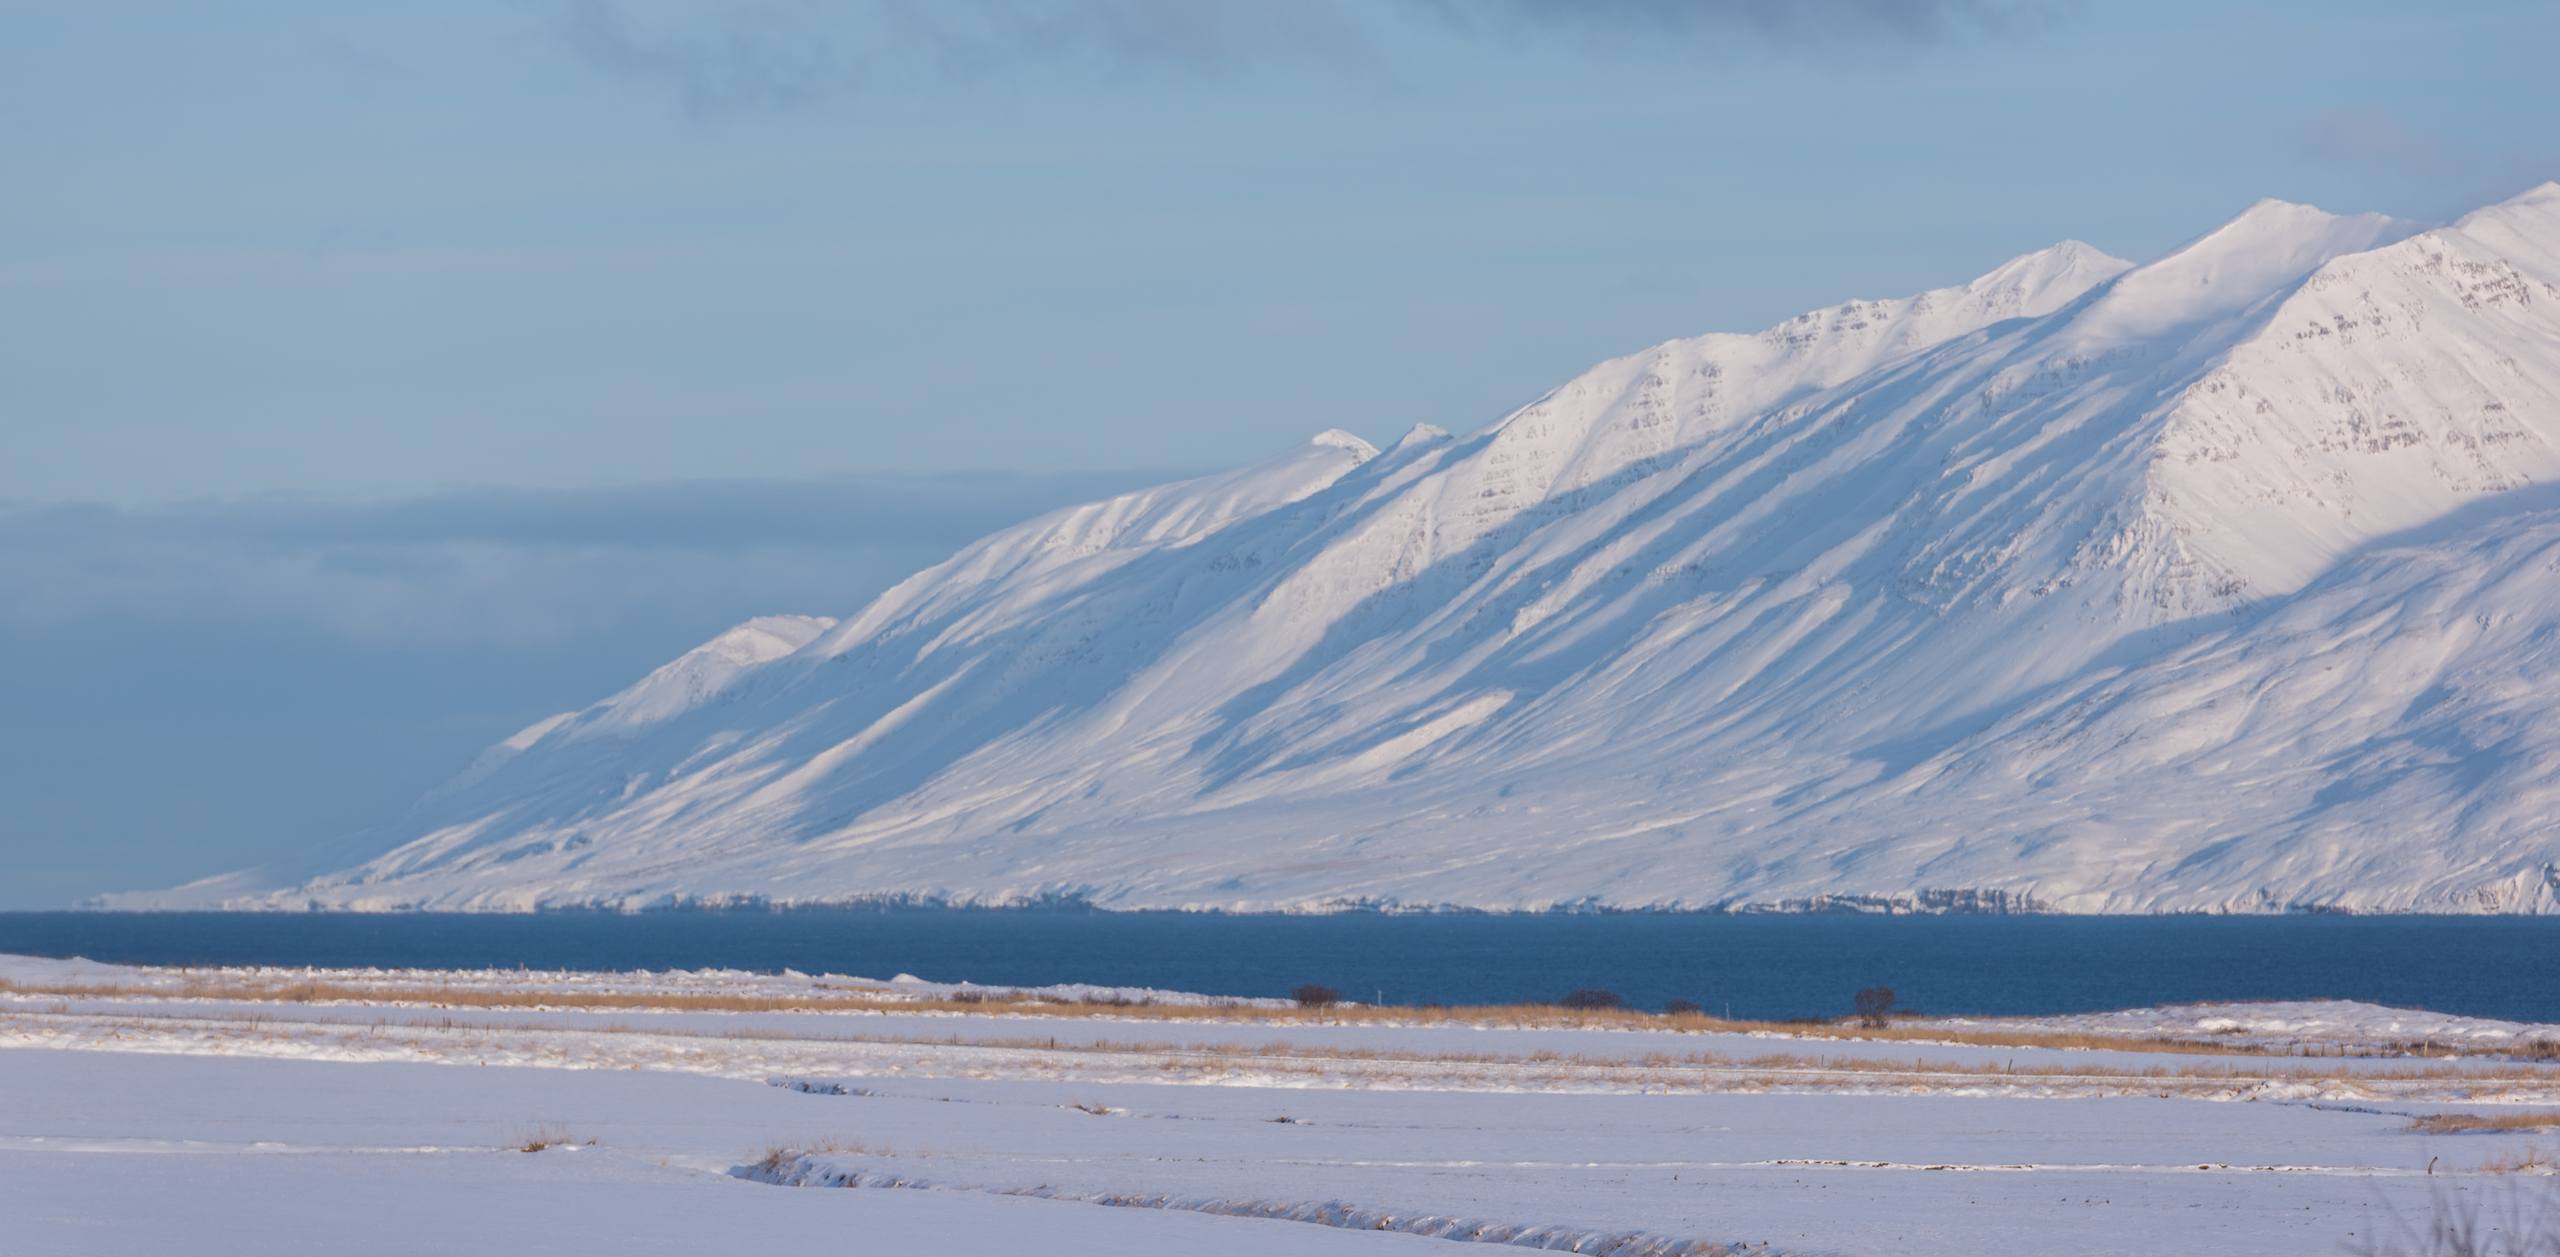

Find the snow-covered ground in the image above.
[
  {"left": 8, "top": 956, "right": 2560, "bottom": 1253},
  {"left": 0, "top": 950, "right": 1280, "bottom": 1009},
  {"left": 1948, "top": 1001, "right": 2560, "bottom": 1057}
]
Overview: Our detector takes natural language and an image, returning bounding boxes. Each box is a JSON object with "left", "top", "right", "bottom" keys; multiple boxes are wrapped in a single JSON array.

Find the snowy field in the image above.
[{"left": 8, "top": 956, "right": 2560, "bottom": 1254}]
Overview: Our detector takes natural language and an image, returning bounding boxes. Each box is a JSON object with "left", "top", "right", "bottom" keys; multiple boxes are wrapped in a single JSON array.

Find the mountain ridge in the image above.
[{"left": 107, "top": 184, "right": 2560, "bottom": 914}]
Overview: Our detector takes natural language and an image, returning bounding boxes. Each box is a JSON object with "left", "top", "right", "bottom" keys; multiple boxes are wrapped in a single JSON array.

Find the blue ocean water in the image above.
[{"left": 2, "top": 910, "right": 2553, "bottom": 1023}]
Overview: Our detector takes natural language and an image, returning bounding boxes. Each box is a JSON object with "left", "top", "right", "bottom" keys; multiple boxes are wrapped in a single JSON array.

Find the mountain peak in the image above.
[
  {"left": 2065, "top": 197, "right": 2422, "bottom": 345},
  {"left": 1966, "top": 238, "right": 2132, "bottom": 293},
  {"left": 696, "top": 615, "right": 838, "bottom": 666},
  {"left": 2452, "top": 179, "right": 2560, "bottom": 240},
  {"left": 1311, "top": 428, "right": 1380, "bottom": 459},
  {"left": 1393, "top": 423, "right": 1453, "bottom": 451},
  {"left": 2184, "top": 197, "right": 2416, "bottom": 262},
  {"left": 583, "top": 614, "right": 835, "bottom": 734}
]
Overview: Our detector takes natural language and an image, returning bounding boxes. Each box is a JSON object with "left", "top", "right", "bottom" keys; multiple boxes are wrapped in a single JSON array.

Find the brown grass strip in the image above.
[
  {"left": 0, "top": 974, "right": 2291, "bottom": 1058},
  {"left": 2409, "top": 1112, "right": 2560, "bottom": 1134},
  {"left": 14, "top": 1000, "right": 2559, "bottom": 1090},
  {"left": 15, "top": 972, "right": 2560, "bottom": 1064}
]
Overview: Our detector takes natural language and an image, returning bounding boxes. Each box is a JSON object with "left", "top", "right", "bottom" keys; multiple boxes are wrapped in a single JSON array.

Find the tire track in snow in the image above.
[{"left": 740, "top": 1153, "right": 1781, "bottom": 1256}]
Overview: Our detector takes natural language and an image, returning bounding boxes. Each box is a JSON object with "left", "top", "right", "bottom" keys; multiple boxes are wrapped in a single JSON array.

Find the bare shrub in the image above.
[
  {"left": 1291, "top": 984, "right": 1342, "bottom": 1009},
  {"left": 1559, "top": 989, "right": 1623, "bottom": 1011},
  {"left": 513, "top": 1126, "right": 595, "bottom": 1153},
  {"left": 2354, "top": 1178, "right": 2560, "bottom": 1255},
  {"left": 753, "top": 1139, "right": 873, "bottom": 1176},
  {"left": 2481, "top": 1147, "right": 2559, "bottom": 1176},
  {"left": 1663, "top": 998, "right": 1704, "bottom": 1017},
  {"left": 1853, "top": 986, "right": 1897, "bottom": 1029}
]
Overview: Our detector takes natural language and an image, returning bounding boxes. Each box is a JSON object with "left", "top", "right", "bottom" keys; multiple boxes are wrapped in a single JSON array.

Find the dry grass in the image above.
[
  {"left": 2479, "top": 1147, "right": 2559, "bottom": 1175},
  {"left": 2414, "top": 1114, "right": 2560, "bottom": 1135},
  {"left": 0, "top": 973, "right": 2307, "bottom": 1059},
  {"left": 15, "top": 994, "right": 2560, "bottom": 1098},
  {"left": 2388, "top": 1039, "right": 2560, "bottom": 1064},
  {"left": 754, "top": 1140, "right": 876, "bottom": 1175},
  {"left": 306, "top": 1009, "right": 2560, "bottom": 1089},
  {"left": 2356, "top": 1180, "right": 2560, "bottom": 1255},
  {"left": 512, "top": 1125, "right": 596, "bottom": 1153},
  {"left": 21, "top": 969, "right": 2560, "bottom": 1068}
]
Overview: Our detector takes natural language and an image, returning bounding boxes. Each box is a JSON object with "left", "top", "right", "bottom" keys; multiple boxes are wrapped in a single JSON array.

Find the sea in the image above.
[{"left": 4, "top": 909, "right": 2556, "bottom": 1023}]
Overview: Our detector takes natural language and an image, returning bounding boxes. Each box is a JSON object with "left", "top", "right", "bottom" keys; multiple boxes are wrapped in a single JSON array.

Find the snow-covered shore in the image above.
[{"left": 7, "top": 955, "right": 2560, "bottom": 1253}]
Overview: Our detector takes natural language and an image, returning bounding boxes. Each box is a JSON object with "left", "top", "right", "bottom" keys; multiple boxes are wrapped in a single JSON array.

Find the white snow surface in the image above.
[
  {"left": 109, "top": 184, "right": 2560, "bottom": 914},
  {"left": 13, "top": 958, "right": 2560, "bottom": 1255}
]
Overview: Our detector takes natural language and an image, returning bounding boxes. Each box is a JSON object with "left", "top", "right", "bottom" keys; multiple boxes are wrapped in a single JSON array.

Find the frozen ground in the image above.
[{"left": 7, "top": 956, "right": 2560, "bottom": 1254}]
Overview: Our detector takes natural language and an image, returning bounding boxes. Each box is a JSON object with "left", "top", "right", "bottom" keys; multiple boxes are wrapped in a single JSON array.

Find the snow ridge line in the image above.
[{"left": 739, "top": 1154, "right": 1779, "bottom": 1255}]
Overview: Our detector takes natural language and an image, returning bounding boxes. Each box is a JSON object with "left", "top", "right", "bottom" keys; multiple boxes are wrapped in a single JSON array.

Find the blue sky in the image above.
[{"left": 2, "top": 0, "right": 2554, "bottom": 904}]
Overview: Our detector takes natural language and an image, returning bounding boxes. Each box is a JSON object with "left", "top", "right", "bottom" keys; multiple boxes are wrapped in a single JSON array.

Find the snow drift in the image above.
[{"left": 111, "top": 184, "right": 2560, "bottom": 914}]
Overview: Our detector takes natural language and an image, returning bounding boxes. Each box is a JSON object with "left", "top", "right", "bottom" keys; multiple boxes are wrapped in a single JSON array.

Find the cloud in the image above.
[
  {"left": 1413, "top": 0, "right": 2057, "bottom": 47},
  {"left": 561, "top": 0, "right": 865, "bottom": 114},
  {"left": 0, "top": 469, "right": 1171, "bottom": 905},
  {"left": 559, "top": 0, "right": 1371, "bottom": 114},
  {"left": 0, "top": 470, "right": 1171, "bottom": 648},
  {"left": 2288, "top": 107, "right": 2559, "bottom": 216},
  {"left": 2293, "top": 107, "right": 2466, "bottom": 182},
  {"left": 556, "top": 0, "right": 2060, "bottom": 114}
]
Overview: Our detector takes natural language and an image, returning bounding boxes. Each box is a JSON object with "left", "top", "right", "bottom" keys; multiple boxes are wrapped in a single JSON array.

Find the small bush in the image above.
[
  {"left": 1663, "top": 998, "right": 1704, "bottom": 1017},
  {"left": 1291, "top": 983, "right": 1342, "bottom": 1009},
  {"left": 513, "top": 1126, "right": 595, "bottom": 1153},
  {"left": 1853, "top": 986, "right": 1897, "bottom": 1028},
  {"left": 1559, "top": 988, "right": 1624, "bottom": 1011}
]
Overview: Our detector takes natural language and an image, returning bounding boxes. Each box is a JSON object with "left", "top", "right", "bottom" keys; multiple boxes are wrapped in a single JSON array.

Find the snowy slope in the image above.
[{"left": 111, "top": 183, "right": 2560, "bottom": 914}]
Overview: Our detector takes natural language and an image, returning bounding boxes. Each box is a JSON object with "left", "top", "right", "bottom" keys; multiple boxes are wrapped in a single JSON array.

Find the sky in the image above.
[{"left": 2, "top": 0, "right": 2555, "bottom": 906}]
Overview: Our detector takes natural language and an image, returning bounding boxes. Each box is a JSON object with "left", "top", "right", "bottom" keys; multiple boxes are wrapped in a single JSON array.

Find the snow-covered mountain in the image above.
[{"left": 112, "top": 183, "right": 2560, "bottom": 914}]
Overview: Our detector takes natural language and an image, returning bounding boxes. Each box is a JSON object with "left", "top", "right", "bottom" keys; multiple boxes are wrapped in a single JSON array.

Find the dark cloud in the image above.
[{"left": 557, "top": 0, "right": 2059, "bottom": 114}]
